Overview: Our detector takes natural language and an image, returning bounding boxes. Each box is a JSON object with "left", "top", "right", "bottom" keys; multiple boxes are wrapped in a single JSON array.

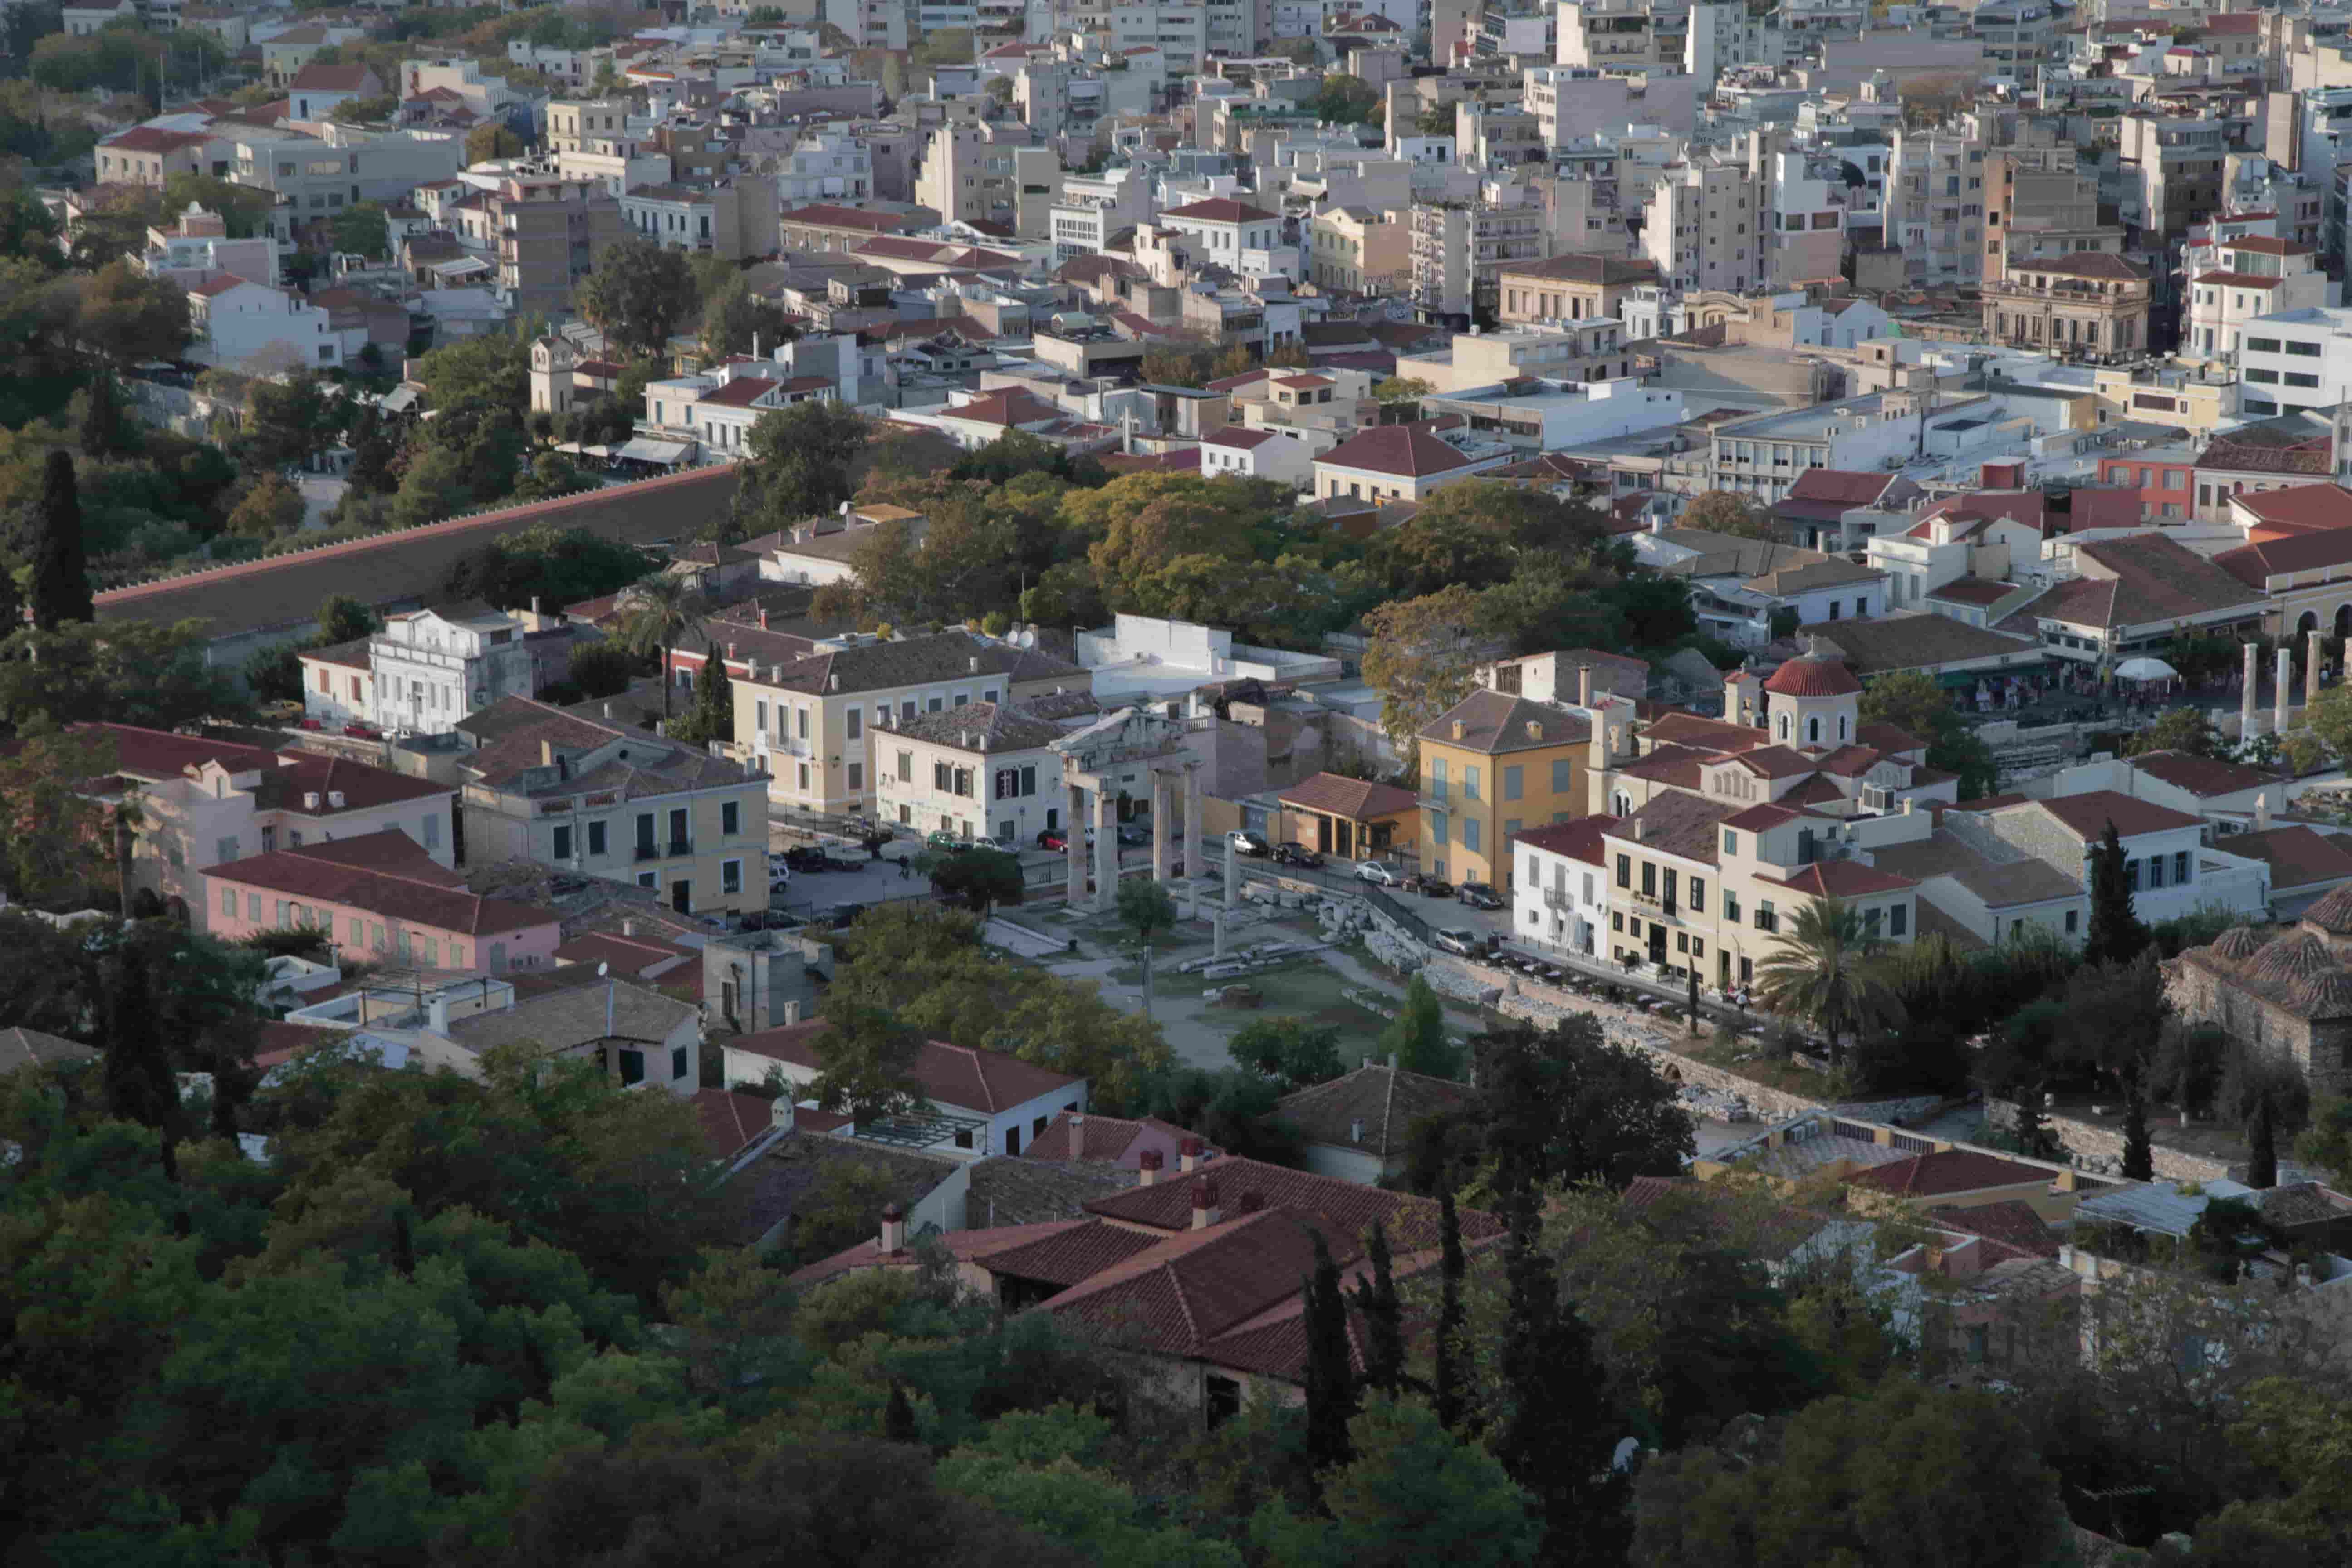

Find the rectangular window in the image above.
[
  {"left": 1502, "top": 765, "right": 1522, "bottom": 801},
  {"left": 2127, "top": 858, "right": 2141, "bottom": 892},
  {"left": 2148, "top": 856, "right": 2166, "bottom": 890},
  {"left": 797, "top": 706, "right": 809, "bottom": 739},
  {"left": 846, "top": 707, "right": 862, "bottom": 740},
  {"left": 216, "top": 836, "right": 239, "bottom": 863},
  {"left": 618, "top": 1049, "right": 645, "bottom": 1087},
  {"left": 1429, "top": 758, "right": 1448, "bottom": 800},
  {"left": 2174, "top": 850, "right": 2190, "bottom": 882},
  {"left": 1551, "top": 758, "right": 1572, "bottom": 792},
  {"left": 1690, "top": 877, "right": 1705, "bottom": 913},
  {"left": 722, "top": 801, "right": 740, "bottom": 836},
  {"left": 722, "top": 859, "right": 742, "bottom": 894},
  {"left": 2065, "top": 909, "right": 2079, "bottom": 934},
  {"left": 848, "top": 762, "right": 863, "bottom": 791},
  {"left": 423, "top": 815, "right": 441, "bottom": 851},
  {"left": 1755, "top": 899, "right": 1776, "bottom": 932},
  {"left": 1890, "top": 904, "right": 1907, "bottom": 937},
  {"left": 220, "top": 886, "right": 236, "bottom": 918},
  {"left": 1642, "top": 862, "right": 1656, "bottom": 897},
  {"left": 755, "top": 698, "right": 769, "bottom": 734},
  {"left": 1465, "top": 765, "right": 1481, "bottom": 800},
  {"left": 1463, "top": 818, "right": 1481, "bottom": 853},
  {"left": 1722, "top": 830, "right": 1738, "bottom": 855},
  {"left": 1617, "top": 853, "right": 1631, "bottom": 888},
  {"left": 588, "top": 820, "right": 607, "bottom": 856}
]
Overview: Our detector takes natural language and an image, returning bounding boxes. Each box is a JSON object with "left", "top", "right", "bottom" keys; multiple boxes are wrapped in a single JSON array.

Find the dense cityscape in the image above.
[{"left": 8, "top": 0, "right": 2352, "bottom": 1563}]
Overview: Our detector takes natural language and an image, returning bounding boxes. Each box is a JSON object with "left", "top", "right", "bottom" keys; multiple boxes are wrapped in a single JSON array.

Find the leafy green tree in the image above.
[
  {"left": 225, "top": 472, "right": 306, "bottom": 538},
  {"left": 465, "top": 120, "right": 524, "bottom": 162},
  {"left": 1620, "top": 574, "right": 1697, "bottom": 648},
  {"left": 1302, "top": 1229, "right": 1358, "bottom": 1472},
  {"left": 567, "top": 639, "right": 637, "bottom": 698},
  {"left": 2053, "top": 953, "right": 2167, "bottom": 1092},
  {"left": 2132, "top": 707, "right": 2227, "bottom": 759},
  {"left": 75, "top": 258, "right": 189, "bottom": 365},
  {"left": 1116, "top": 874, "right": 1178, "bottom": 946},
  {"left": 700, "top": 270, "right": 799, "bottom": 360},
  {"left": 1752, "top": 897, "right": 1904, "bottom": 1070},
  {"left": 314, "top": 593, "right": 375, "bottom": 646},
  {"left": 745, "top": 397, "right": 869, "bottom": 529},
  {"left": 1310, "top": 73, "right": 1382, "bottom": 126},
  {"left": 812, "top": 1003, "right": 927, "bottom": 1122},
  {"left": 25, "top": 448, "right": 88, "bottom": 629},
  {"left": 2122, "top": 1085, "right": 2154, "bottom": 1180},
  {"left": 442, "top": 522, "right": 653, "bottom": 611},
  {"left": 2305, "top": 682, "right": 2352, "bottom": 767},
  {"left": 618, "top": 573, "right": 704, "bottom": 722},
  {"left": 1470, "top": 1014, "right": 1695, "bottom": 1200},
  {"left": 1416, "top": 105, "right": 1455, "bottom": 136},
  {"left": 1362, "top": 584, "right": 1485, "bottom": 775},
  {"left": 1859, "top": 668, "right": 1994, "bottom": 798},
  {"left": 1494, "top": 1198, "right": 1625, "bottom": 1567},
  {"left": 0, "top": 619, "right": 247, "bottom": 738},
  {"left": 575, "top": 235, "right": 695, "bottom": 358},
  {"left": 330, "top": 200, "right": 390, "bottom": 258},
  {"left": 927, "top": 846, "right": 1025, "bottom": 913},
  {"left": 242, "top": 369, "right": 342, "bottom": 470},
  {"left": 1379, "top": 973, "right": 1460, "bottom": 1080},
  {"left": 1679, "top": 489, "right": 1778, "bottom": 540},
  {"left": 1228, "top": 1017, "right": 1347, "bottom": 1090},
  {"left": 2084, "top": 819, "right": 2151, "bottom": 966},
  {"left": 668, "top": 640, "right": 734, "bottom": 746},
  {"left": 1134, "top": 1065, "right": 1305, "bottom": 1165},
  {"left": 1630, "top": 1382, "right": 2064, "bottom": 1568},
  {"left": 1317, "top": 1395, "right": 1540, "bottom": 1568}
]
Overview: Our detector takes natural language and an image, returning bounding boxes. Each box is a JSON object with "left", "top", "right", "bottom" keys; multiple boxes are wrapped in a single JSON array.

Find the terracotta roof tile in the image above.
[{"left": 1850, "top": 1148, "right": 2056, "bottom": 1198}]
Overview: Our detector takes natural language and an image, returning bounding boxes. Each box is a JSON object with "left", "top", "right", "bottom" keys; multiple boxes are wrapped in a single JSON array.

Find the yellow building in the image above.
[
  {"left": 1275, "top": 773, "right": 1420, "bottom": 862},
  {"left": 1309, "top": 205, "right": 1409, "bottom": 294},
  {"left": 1417, "top": 689, "right": 1591, "bottom": 889}
]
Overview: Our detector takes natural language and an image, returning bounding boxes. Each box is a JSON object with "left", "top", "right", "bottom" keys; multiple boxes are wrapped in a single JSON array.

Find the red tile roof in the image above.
[
  {"left": 1203, "top": 426, "right": 1280, "bottom": 450},
  {"left": 2020, "top": 789, "right": 2205, "bottom": 840},
  {"left": 1926, "top": 1199, "right": 2058, "bottom": 1257},
  {"left": 77, "top": 723, "right": 449, "bottom": 816},
  {"left": 1082, "top": 1156, "right": 1504, "bottom": 1245},
  {"left": 725, "top": 1019, "right": 1083, "bottom": 1112},
  {"left": 1277, "top": 771, "right": 1417, "bottom": 820},
  {"left": 942, "top": 389, "right": 1059, "bottom": 428},
  {"left": 1764, "top": 860, "right": 1916, "bottom": 898},
  {"left": 1763, "top": 654, "right": 1862, "bottom": 697},
  {"left": 2229, "top": 482, "right": 2352, "bottom": 535},
  {"left": 2216, "top": 532, "right": 2352, "bottom": 588},
  {"left": 206, "top": 830, "right": 559, "bottom": 939},
  {"left": 1514, "top": 814, "right": 1617, "bottom": 865},
  {"left": 695, "top": 376, "right": 777, "bottom": 408},
  {"left": 1318, "top": 422, "right": 1485, "bottom": 479},
  {"left": 103, "top": 126, "right": 216, "bottom": 153},
  {"left": 1161, "top": 197, "right": 1278, "bottom": 224},
  {"left": 693, "top": 1088, "right": 777, "bottom": 1158},
  {"left": 968, "top": 1217, "right": 1161, "bottom": 1285},
  {"left": 1023, "top": 1112, "right": 1209, "bottom": 1163},
  {"left": 1850, "top": 1148, "right": 2055, "bottom": 1198},
  {"left": 2127, "top": 749, "right": 2274, "bottom": 798},
  {"left": 777, "top": 203, "right": 916, "bottom": 233},
  {"left": 2211, "top": 825, "right": 2352, "bottom": 892}
]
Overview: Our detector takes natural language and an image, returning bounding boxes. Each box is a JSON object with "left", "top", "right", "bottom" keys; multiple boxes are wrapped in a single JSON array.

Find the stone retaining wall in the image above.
[{"left": 1988, "top": 1099, "right": 2235, "bottom": 1183}]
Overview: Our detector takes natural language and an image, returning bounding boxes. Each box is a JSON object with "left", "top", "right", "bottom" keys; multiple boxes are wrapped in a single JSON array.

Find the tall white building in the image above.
[{"left": 1641, "top": 153, "right": 1766, "bottom": 294}]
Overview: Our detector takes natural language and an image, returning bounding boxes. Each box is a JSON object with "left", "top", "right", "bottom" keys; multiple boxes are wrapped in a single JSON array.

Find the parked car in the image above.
[
  {"left": 1456, "top": 881, "right": 1503, "bottom": 910},
  {"left": 766, "top": 864, "right": 791, "bottom": 891},
  {"left": 259, "top": 698, "right": 304, "bottom": 723},
  {"left": 1036, "top": 827, "right": 1094, "bottom": 851},
  {"left": 1117, "top": 823, "right": 1149, "bottom": 846},
  {"left": 1227, "top": 830, "right": 1269, "bottom": 857},
  {"left": 1273, "top": 842, "right": 1325, "bottom": 869},
  {"left": 779, "top": 845, "right": 833, "bottom": 873},
  {"left": 1417, "top": 877, "right": 1455, "bottom": 899},
  {"left": 1354, "top": 860, "right": 1398, "bottom": 885},
  {"left": 926, "top": 829, "right": 971, "bottom": 853},
  {"left": 1432, "top": 928, "right": 1478, "bottom": 957}
]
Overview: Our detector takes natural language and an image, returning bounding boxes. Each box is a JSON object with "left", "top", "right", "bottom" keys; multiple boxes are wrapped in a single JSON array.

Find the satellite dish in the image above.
[{"left": 597, "top": 962, "right": 609, "bottom": 977}]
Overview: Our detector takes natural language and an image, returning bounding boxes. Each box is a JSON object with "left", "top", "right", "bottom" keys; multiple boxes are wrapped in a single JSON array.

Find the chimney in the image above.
[
  {"left": 529, "top": 595, "right": 542, "bottom": 616},
  {"left": 879, "top": 1201, "right": 905, "bottom": 1252},
  {"left": 1451, "top": 720, "right": 1465, "bottom": 740},
  {"left": 1388, "top": 1051, "right": 1399, "bottom": 1070},
  {"left": 603, "top": 701, "right": 615, "bottom": 718},
  {"left": 1138, "top": 1147, "right": 1163, "bottom": 1185},
  {"left": 1349, "top": 1117, "right": 1366, "bottom": 1143},
  {"left": 829, "top": 673, "right": 841, "bottom": 691},
  {"left": 2257, "top": 792, "right": 2273, "bottom": 831},
  {"left": 623, "top": 918, "right": 635, "bottom": 936},
  {"left": 1179, "top": 1135, "right": 1202, "bottom": 1172},
  {"left": 1525, "top": 720, "right": 1542, "bottom": 741},
  {"left": 970, "top": 655, "right": 980, "bottom": 672},
  {"left": 1190, "top": 1177, "right": 1220, "bottom": 1229},
  {"left": 760, "top": 608, "right": 769, "bottom": 629},
  {"left": 726, "top": 642, "right": 737, "bottom": 661},
  {"left": 783, "top": 999, "right": 802, "bottom": 1025},
  {"left": 1577, "top": 664, "right": 1593, "bottom": 706},
  {"left": 426, "top": 995, "right": 450, "bottom": 1034}
]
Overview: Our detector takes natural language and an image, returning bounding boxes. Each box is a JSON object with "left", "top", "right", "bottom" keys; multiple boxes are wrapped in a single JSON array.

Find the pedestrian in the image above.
[{"left": 900, "top": 858, "right": 910, "bottom": 880}]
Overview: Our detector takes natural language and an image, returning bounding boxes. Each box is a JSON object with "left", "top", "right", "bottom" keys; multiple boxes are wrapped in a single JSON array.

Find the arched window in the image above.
[
  {"left": 1807, "top": 715, "right": 1821, "bottom": 745},
  {"left": 1839, "top": 715, "right": 1849, "bottom": 741},
  {"left": 1777, "top": 714, "right": 1790, "bottom": 741}
]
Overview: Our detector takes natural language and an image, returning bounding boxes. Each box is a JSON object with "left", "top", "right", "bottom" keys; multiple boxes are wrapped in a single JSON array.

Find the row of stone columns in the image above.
[
  {"left": 1061, "top": 759, "right": 1204, "bottom": 915},
  {"left": 2238, "top": 632, "right": 2330, "bottom": 739}
]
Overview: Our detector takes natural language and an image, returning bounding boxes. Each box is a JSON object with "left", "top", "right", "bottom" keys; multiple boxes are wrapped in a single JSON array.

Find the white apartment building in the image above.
[
  {"left": 870, "top": 702, "right": 1068, "bottom": 844},
  {"left": 1888, "top": 125, "right": 1987, "bottom": 286},
  {"left": 2238, "top": 306, "right": 2352, "bottom": 414},
  {"left": 2188, "top": 236, "right": 2327, "bottom": 364},
  {"left": 1641, "top": 155, "right": 1767, "bottom": 294},
  {"left": 776, "top": 130, "right": 872, "bottom": 203},
  {"left": 1411, "top": 185, "right": 1548, "bottom": 328},
  {"left": 1155, "top": 194, "right": 1282, "bottom": 262},
  {"left": 186, "top": 276, "right": 340, "bottom": 371},
  {"left": 1767, "top": 152, "right": 1845, "bottom": 288},
  {"left": 299, "top": 607, "right": 537, "bottom": 737},
  {"left": 1555, "top": 0, "right": 1677, "bottom": 73}
]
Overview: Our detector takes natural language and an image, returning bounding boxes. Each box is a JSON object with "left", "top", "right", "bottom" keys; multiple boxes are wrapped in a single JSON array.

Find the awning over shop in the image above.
[{"left": 614, "top": 437, "right": 692, "bottom": 466}]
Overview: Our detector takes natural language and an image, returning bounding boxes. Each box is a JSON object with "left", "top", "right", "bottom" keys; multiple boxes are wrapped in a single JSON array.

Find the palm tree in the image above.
[
  {"left": 106, "top": 789, "right": 147, "bottom": 918},
  {"left": 619, "top": 573, "right": 705, "bottom": 723},
  {"left": 1752, "top": 896, "right": 1905, "bottom": 1070}
]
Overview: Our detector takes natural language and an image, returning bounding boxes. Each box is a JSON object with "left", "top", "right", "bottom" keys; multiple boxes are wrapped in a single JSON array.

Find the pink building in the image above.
[
  {"left": 78, "top": 723, "right": 454, "bottom": 928},
  {"left": 203, "top": 829, "right": 561, "bottom": 973}
]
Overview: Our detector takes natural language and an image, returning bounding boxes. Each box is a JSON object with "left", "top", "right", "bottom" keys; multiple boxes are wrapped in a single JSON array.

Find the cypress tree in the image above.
[
  {"left": 27, "top": 450, "right": 91, "bottom": 631},
  {"left": 2248, "top": 1096, "right": 2278, "bottom": 1189},
  {"left": 1434, "top": 1184, "right": 1466, "bottom": 1432},
  {"left": 1345, "top": 1220, "right": 1405, "bottom": 1396},
  {"left": 2083, "top": 820, "right": 2150, "bottom": 967},
  {"left": 79, "top": 370, "right": 122, "bottom": 460},
  {"left": 1301, "top": 1229, "right": 1357, "bottom": 1475},
  {"left": 2121, "top": 1088, "right": 2154, "bottom": 1182},
  {"left": 882, "top": 1380, "right": 918, "bottom": 1444},
  {"left": 98, "top": 936, "right": 179, "bottom": 1182},
  {"left": 1495, "top": 1209, "right": 1623, "bottom": 1567}
]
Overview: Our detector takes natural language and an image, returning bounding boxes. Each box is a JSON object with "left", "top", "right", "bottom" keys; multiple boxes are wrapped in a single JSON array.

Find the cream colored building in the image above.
[
  {"left": 455, "top": 697, "right": 774, "bottom": 919},
  {"left": 872, "top": 701, "right": 1069, "bottom": 844},
  {"left": 728, "top": 630, "right": 1088, "bottom": 814},
  {"left": 1310, "top": 205, "right": 1409, "bottom": 294}
]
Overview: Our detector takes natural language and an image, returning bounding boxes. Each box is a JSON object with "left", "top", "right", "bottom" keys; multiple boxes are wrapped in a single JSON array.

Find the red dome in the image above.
[{"left": 1762, "top": 656, "right": 1862, "bottom": 698}]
